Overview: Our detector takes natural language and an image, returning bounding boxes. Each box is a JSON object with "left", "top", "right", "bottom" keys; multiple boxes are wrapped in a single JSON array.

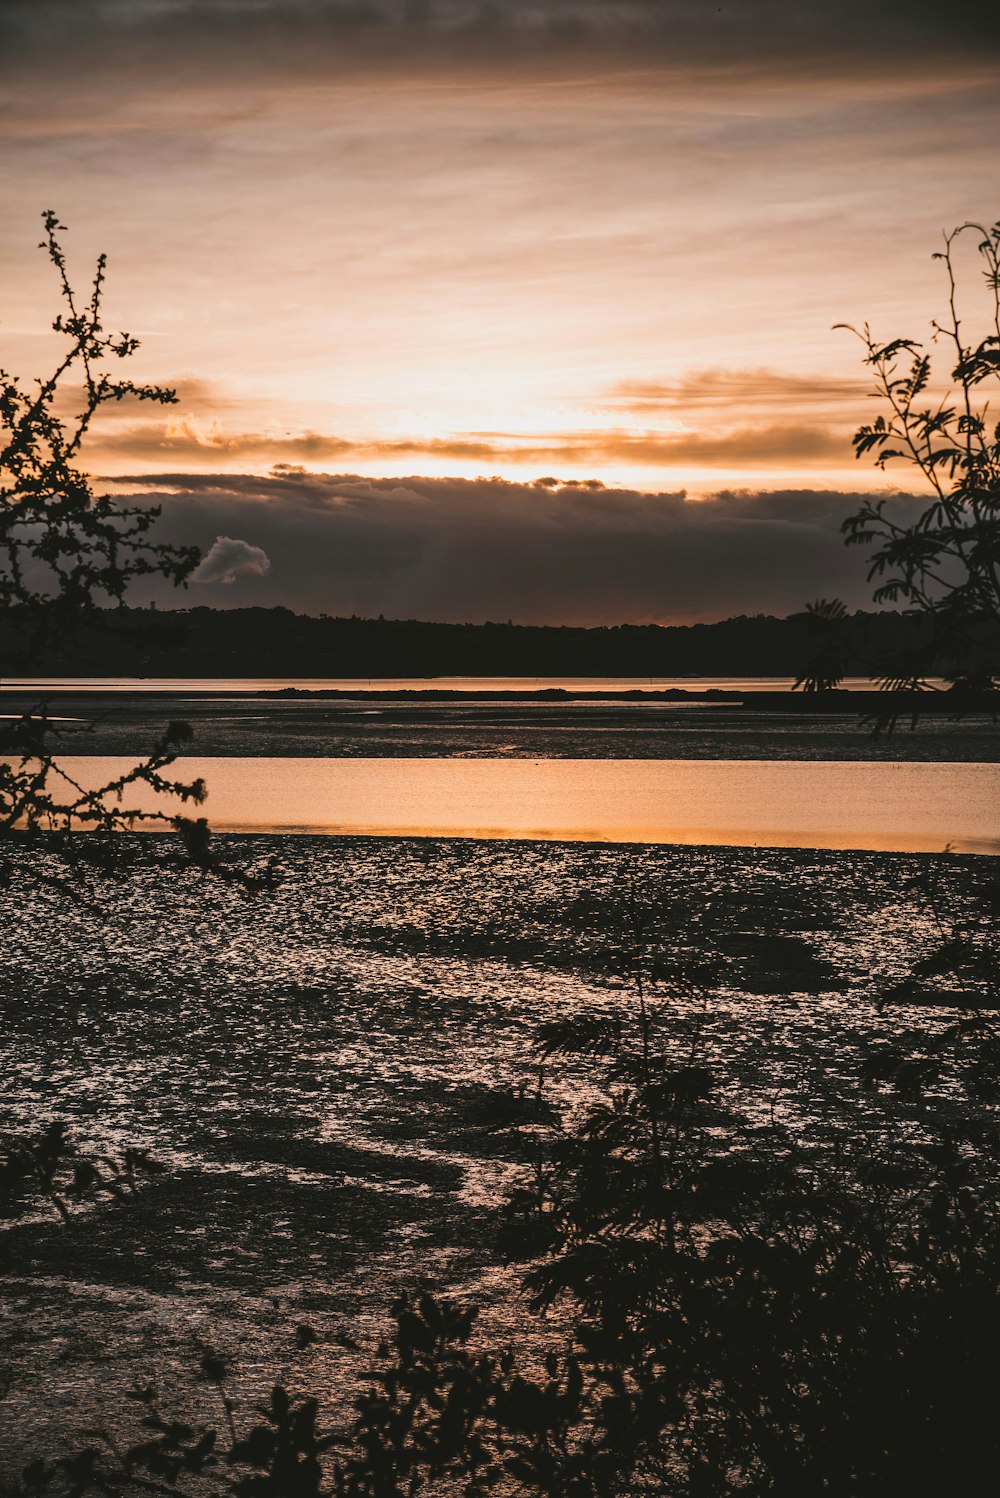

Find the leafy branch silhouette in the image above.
[
  {"left": 0, "top": 212, "right": 267, "bottom": 891},
  {"left": 798, "top": 219, "right": 1000, "bottom": 724}
]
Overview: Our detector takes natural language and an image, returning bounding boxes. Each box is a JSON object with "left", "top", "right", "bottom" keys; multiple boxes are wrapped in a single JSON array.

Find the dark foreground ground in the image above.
[{"left": 0, "top": 834, "right": 994, "bottom": 1471}]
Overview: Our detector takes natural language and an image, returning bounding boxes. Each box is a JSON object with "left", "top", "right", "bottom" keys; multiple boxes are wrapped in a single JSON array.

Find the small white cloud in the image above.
[{"left": 191, "top": 534, "right": 271, "bottom": 585}]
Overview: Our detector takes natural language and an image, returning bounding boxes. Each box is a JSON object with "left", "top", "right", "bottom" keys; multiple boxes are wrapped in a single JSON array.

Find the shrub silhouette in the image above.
[
  {"left": 799, "top": 219, "right": 1000, "bottom": 721},
  {"left": 1, "top": 215, "right": 278, "bottom": 897},
  {"left": 0, "top": 213, "right": 243, "bottom": 886}
]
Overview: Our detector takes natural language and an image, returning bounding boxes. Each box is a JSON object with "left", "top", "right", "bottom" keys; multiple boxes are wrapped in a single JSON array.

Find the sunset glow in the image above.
[
  {"left": 3, "top": 2, "right": 999, "bottom": 619},
  {"left": 3, "top": 9, "right": 1000, "bottom": 1484}
]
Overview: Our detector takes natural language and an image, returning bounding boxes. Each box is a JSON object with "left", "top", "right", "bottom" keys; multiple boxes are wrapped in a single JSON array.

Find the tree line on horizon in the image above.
[{"left": 1, "top": 604, "right": 938, "bottom": 681}]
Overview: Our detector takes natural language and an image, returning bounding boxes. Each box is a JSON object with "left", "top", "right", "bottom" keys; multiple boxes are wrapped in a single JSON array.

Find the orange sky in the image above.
[{"left": 2, "top": 2, "right": 999, "bottom": 619}]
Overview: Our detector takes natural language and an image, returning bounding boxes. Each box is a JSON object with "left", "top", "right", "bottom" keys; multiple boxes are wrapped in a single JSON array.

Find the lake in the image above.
[{"left": 51, "top": 754, "right": 1000, "bottom": 853}]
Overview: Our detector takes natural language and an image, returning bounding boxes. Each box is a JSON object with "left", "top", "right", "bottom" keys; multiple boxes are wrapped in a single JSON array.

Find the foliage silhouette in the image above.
[
  {"left": 1, "top": 214, "right": 196, "bottom": 650},
  {"left": 799, "top": 219, "right": 1000, "bottom": 723},
  {"left": 0, "top": 213, "right": 268, "bottom": 890}
]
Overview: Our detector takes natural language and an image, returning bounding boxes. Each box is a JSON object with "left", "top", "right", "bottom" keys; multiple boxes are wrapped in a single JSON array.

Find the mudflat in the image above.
[{"left": 1, "top": 834, "right": 993, "bottom": 1470}]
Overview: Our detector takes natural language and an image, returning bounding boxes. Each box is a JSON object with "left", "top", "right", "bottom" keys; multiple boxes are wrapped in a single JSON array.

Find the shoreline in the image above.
[{"left": 2, "top": 683, "right": 997, "bottom": 714}]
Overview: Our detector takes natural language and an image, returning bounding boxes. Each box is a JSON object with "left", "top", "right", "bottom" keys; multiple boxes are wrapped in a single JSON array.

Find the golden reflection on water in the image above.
[
  {"left": 1, "top": 675, "right": 893, "bottom": 694},
  {"left": 46, "top": 755, "right": 1000, "bottom": 855}
]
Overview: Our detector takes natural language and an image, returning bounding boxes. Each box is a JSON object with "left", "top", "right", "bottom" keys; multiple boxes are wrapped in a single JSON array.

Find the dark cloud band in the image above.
[
  {"left": 110, "top": 468, "right": 924, "bottom": 624},
  {"left": 4, "top": 0, "right": 997, "bottom": 82}
]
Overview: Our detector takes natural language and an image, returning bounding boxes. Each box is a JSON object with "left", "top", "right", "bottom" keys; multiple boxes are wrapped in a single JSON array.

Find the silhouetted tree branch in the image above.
[
  {"left": 798, "top": 219, "right": 1000, "bottom": 724},
  {"left": 0, "top": 213, "right": 268, "bottom": 891}
]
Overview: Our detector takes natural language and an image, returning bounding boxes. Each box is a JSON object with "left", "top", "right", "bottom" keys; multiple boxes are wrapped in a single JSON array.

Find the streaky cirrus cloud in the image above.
[
  {"left": 75, "top": 361, "right": 891, "bottom": 480},
  {"left": 87, "top": 414, "right": 852, "bottom": 470},
  {"left": 109, "top": 468, "right": 925, "bottom": 625},
  {"left": 604, "top": 369, "right": 875, "bottom": 414},
  {"left": 190, "top": 534, "right": 272, "bottom": 585}
]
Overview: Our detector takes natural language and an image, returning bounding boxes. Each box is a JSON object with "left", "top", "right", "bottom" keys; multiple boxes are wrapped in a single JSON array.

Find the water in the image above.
[
  {"left": 48, "top": 754, "right": 1000, "bottom": 852},
  {"left": 0, "top": 675, "right": 901, "bottom": 695}
]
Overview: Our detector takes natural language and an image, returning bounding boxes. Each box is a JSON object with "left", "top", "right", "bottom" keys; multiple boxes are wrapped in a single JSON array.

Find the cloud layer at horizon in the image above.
[{"left": 118, "top": 469, "right": 923, "bottom": 624}]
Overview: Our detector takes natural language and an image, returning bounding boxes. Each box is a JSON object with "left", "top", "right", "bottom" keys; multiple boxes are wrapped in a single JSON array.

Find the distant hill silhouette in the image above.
[{"left": 2, "top": 606, "right": 936, "bottom": 680}]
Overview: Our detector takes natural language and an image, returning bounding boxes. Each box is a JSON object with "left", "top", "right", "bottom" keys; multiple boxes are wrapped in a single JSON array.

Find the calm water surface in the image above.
[
  {"left": 53, "top": 754, "right": 1000, "bottom": 852},
  {"left": 2, "top": 675, "right": 895, "bottom": 694}
]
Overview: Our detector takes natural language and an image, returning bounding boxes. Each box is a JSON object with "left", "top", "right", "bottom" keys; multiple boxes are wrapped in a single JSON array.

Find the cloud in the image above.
[
  {"left": 94, "top": 417, "right": 357, "bottom": 463},
  {"left": 366, "top": 424, "right": 851, "bottom": 468},
  {"left": 190, "top": 534, "right": 272, "bottom": 585},
  {"left": 605, "top": 369, "right": 874, "bottom": 414},
  {"left": 89, "top": 415, "right": 851, "bottom": 470},
  {"left": 78, "top": 366, "right": 869, "bottom": 476},
  {"left": 4, "top": 1, "right": 997, "bottom": 81},
  {"left": 534, "top": 425, "right": 850, "bottom": 467},
  {"left": 106, "top": 469, "right": 926, "bottom": 624}
]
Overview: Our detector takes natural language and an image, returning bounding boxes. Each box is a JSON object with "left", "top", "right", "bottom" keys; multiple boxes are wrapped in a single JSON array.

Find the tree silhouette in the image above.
[
  {"left": 0, "top": 213, "right": 258, "bottom": 886},
  {"left": 799, "top": 219, "right": 1000, "bottom": 716}
]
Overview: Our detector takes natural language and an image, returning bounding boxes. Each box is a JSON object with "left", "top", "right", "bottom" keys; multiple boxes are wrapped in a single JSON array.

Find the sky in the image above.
[{"left": 2, "top": 0, "right": 998, "bottom": 623}]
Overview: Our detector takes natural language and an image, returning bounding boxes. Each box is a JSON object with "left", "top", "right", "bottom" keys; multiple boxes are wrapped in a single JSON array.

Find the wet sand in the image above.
[{"left": 0, "top": 686, "right": 996, "bottom": 760}]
